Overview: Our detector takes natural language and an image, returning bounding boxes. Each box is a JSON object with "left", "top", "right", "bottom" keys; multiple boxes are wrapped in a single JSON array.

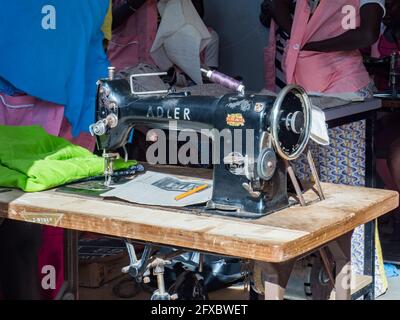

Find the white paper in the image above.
[
  {"left": 311, "top": 105, "right": 330, "bottom": 146},
  {"left": 150, "top": 0, "right": 211, "bottom": 84},
  {"left": 101, "top": 171, "right": 213, "bottom": 207}
]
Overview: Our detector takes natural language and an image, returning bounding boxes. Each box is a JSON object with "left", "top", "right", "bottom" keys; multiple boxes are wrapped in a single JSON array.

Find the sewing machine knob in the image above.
[
  {"left": 106, "top": 113, "right": 119, "bottom": 129},
  {"left": 90, "top": 113, "right": 119, "bottom": 137},
  {"left": 286, "top": 111, "right": 305, "bottom": 134},
  {"left": 89, "top": 120, "right": 107, "bottom": 136},
  {"left": 257, "top": 148, "right": 277, "bottom": 181}
]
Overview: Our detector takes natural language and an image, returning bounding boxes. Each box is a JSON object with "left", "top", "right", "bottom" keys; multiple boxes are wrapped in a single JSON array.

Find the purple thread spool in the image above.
[{"left": 201, "top": 68, "right": 245, "bottom": 95}]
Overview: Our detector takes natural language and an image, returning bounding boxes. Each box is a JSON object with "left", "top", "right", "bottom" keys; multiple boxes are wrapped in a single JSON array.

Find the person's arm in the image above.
[
  {"left": 302, "top": 4, "right": 384, "bottom": 52},
  {"left": 192, "top": 0, "right": 205, "bottom": 19},
  {"left": 259, "top": 0, "right": 272, "bottom": 28},
  {"left": 267, "top": 0, "right": 294, "bottom": 35},
  {"left": 112, "top": 0, "right": 147, "bottom": 30}
]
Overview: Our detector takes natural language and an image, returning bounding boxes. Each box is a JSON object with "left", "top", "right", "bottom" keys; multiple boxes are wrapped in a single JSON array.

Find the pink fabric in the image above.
[
  {"left": 38, "top": 227, "right": 64, "bottom": 300},
  {"left": 370, "top": 27, "right": 400, "bottom": 58},
  {"left": 108, "top": 0, "right": 158, "bottom": 71},
  {"left": 0, "top": 94, "right": 64, "bottom": 136},
  {"left": 371, "top": 39, "right": 381, "bottom": 58},
  {"left": 377, "top": 34, "right": 400, "bottom": 58},
  {"left": 0, "top": 93, "right": 93, "bottom": 299},
  {"left": 283, "top": 0, "right": 371, "bottom": 94},
  {"left": 264, "top": 21, "right": 278, "bottom": 92},
  {"left": 0, "top": 93, "right": 66, "bottom": 300},
  {"left": 59, "top": 117, "right": 96, "bottom": 152},
  {"left": 0, "top": 93, "right": 95, "bottom": 151}
]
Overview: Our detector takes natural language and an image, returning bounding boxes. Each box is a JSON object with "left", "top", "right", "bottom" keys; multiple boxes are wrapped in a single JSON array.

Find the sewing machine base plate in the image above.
[
  {"left": 56, "top": 181, "right": 301, "bottom": 220},
  {"left": 202, "top": 202, "right": 295, "bottom": 220}
]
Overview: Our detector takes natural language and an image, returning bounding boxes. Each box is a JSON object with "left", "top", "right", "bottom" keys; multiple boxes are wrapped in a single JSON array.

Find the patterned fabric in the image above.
[{"left": 294, "top": 120, "right": 388, "bottom": 297}]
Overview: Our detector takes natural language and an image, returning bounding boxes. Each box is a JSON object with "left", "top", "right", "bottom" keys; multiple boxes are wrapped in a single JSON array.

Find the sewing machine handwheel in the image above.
[{"left": 270, "top": 85, "right": 312, "bottom": 161}]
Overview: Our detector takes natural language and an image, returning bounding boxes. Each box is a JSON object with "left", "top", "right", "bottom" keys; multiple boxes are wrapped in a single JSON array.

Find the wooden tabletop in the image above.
[
  {"left": 323, "top": 99, "right": 381, "bottom": 122},
  {"left": 0, "top": 167, "right": 397, "bottom": 263}
]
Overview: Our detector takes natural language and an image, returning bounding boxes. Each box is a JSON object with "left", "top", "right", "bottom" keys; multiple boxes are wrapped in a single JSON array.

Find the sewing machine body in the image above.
[{"left": 92, "top": 77, "right": 311, "bottom": 218}]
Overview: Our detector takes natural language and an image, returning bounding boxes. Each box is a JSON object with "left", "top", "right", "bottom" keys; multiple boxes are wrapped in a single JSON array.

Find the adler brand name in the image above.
[{"left": 147, "top": 106, "right": 191, "bottom": 121}]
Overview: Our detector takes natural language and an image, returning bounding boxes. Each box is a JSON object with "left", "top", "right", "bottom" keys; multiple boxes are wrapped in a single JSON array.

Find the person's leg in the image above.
[
  {"left": 388, "top": 137, "right": 400, "bottom": 191},
  {"left": 387, "top": 137, "right": 400, "bottom": 240},
  {"left": 0, "top": 220, "right": 42, "bottom": 299},
  {"left": 204, "top": 29, "right": 219, "bottom": 69},
  {"left": 375, "top": 113, "right": 400, "bottom": 191}
]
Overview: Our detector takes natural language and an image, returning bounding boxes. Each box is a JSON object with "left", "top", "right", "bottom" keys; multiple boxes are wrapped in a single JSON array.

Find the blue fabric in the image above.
[
  {"left": 384, "top": 263, "right": 400, "bottom": 278},
  {"left": 0, "top": 0, "right": 110, "bottom": 136},
  {"left": 0, "top": 77, "right": 22, "bottom": 96}
]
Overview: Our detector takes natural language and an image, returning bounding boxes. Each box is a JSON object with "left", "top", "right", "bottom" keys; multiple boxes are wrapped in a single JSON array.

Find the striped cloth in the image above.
[
  {"left": 275, "top": 28, "right": 290, "bottom": 91},
  {"left": 274, "top": 0, "right": 296, "bottom": 91}
]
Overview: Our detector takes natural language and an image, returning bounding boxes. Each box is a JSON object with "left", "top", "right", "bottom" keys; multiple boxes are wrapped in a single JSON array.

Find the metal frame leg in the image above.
[
  {"left": 364, "top": 221, "right": 376, "bottom": 300},
  {"left": 364, "top": 112, "right": 377, "bottom": 300},
  {"left": 58, "top": 229, "right": 79, "bottom": 300},
  {"left": 259, "top": 261, "right": 295, "bottom": 300},
  {"left": 328, "top": 232, "right": 353, "bottom": 300}
]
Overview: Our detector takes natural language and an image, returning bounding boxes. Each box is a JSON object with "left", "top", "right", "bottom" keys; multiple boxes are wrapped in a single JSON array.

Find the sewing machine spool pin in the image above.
[
  {"left": 108, "top": 66, "right": 116, "bottom": 80},
  {"left": 201, "top": 67, "right": 245, "bottom": 96}
]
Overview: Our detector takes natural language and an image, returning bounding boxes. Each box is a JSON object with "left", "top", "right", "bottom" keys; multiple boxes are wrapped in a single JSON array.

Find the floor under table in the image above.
[{"left": 78, "top": 275, "right": 400, "bottom": 300}]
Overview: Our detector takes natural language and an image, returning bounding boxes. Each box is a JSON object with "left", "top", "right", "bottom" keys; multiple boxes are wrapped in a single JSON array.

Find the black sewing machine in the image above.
[
  {"left": 365, "top": 51, "right": 400, "bottom": 100},
  {"left": 90, "top": 69, "right": 312, "bottom": 218}
]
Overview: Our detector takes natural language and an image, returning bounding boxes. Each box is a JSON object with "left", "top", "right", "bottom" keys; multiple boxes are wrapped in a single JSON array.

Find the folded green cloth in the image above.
[{"left": 0, "top": 125, "right": 136, "bottom": 192}]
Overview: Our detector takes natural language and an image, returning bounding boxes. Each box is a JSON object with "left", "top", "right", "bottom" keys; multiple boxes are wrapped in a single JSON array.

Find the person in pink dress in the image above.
[
  {"left": 262, "top": 0, "right": 389, "bottom": 297},
  {"left": 264, "top": 0, "right": 385, "bottom": 96},
  {"left": 367, "top": 0, "right": 400, "bottom": 239}
]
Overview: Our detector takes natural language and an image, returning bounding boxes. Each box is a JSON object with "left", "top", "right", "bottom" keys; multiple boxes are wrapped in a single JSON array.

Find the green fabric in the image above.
[{"left": 0, "top": 125, "right": 136, "bottom": 192}]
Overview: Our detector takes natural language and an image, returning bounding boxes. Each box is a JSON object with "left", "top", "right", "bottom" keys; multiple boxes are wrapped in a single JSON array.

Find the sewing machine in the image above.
[
  {"left": 90, "top": 68, "right": 314, "bottom": 218},
  {"left": 365, "top": 51, "right": 400, "bottom": 100}
]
